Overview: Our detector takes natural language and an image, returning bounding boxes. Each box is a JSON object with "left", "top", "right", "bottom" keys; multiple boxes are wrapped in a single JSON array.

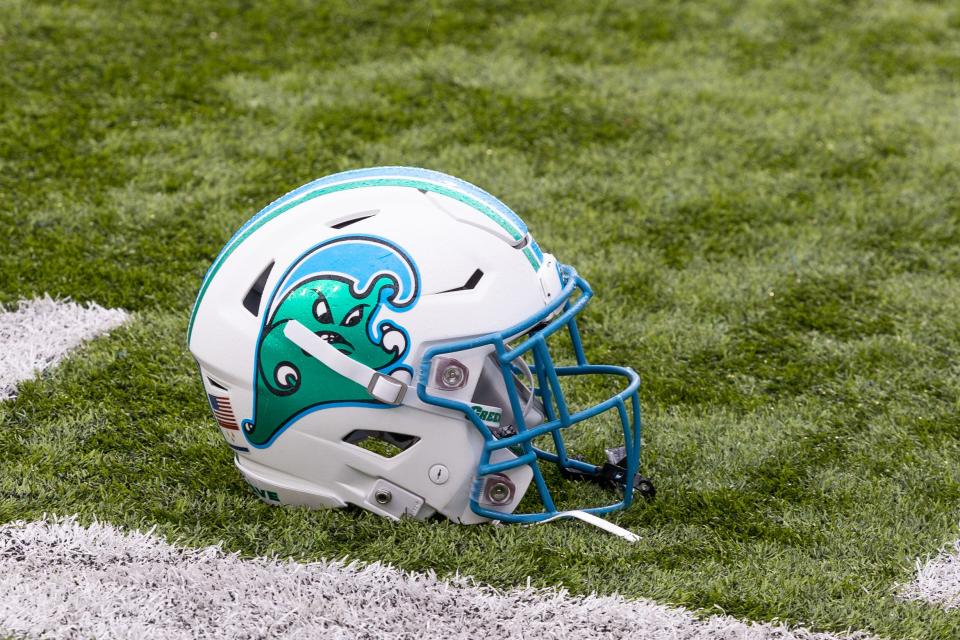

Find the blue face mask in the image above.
[{"left": 418, "top": 264, "right": 649, "bottom": 524}]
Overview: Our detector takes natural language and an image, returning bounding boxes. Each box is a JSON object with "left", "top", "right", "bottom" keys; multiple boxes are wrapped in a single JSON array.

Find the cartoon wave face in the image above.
[{"left": 242, "top": 236, "right": 419, "bottom": 447}]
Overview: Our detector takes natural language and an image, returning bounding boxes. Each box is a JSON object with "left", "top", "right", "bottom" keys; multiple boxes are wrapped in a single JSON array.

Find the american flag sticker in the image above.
[{"left": 208, "top": 394, "right": 239, "bottom": 431}]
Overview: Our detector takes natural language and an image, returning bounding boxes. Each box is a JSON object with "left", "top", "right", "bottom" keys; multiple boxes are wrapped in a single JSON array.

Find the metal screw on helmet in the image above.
[
  {"left": 488, "top": 481, "right": 511, "bottom": 505},
  {"left": 374, "top": 489, "right": 392, "bottom": 505},
  {"left": 481, "top": 474, "right": 516, "bottom": 506},
  {"left": 435, "top": 358, "right": 468, "bottom": 390},
  {"left": 442, "top": 365, "right": 465, "bottom": 387}
]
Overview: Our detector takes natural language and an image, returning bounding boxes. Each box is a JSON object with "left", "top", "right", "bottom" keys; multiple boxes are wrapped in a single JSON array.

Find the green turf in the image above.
[{"left": 2, "top": 0, "right": 960, "bottom": 637}]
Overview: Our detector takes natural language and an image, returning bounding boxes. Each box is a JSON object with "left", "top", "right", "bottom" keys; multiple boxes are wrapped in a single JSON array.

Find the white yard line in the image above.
[
  {"left": 900, "top": 538, "right": 960, "bottom": 610},
  {"left": 0, "top": 296, "right": 128, "bottom": 400},
  {"left": 0, "top": 517, "right": 874, "bottom": 640}
]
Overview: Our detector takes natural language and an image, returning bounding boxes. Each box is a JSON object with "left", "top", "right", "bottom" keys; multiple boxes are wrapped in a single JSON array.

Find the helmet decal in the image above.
[{"left": 242, "top": 235, "right": 419, "bottom": 447}]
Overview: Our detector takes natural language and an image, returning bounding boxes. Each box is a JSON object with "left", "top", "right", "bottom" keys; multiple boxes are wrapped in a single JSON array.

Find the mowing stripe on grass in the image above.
[
  {"left": 900, "top": 538, "right": 960, "bottom": 610},
  {"left": 0, "top": 517, "right": 874, "bottom": 640},
  {"left": 0, "top": 297, "right": 128, "bottom": 401}
]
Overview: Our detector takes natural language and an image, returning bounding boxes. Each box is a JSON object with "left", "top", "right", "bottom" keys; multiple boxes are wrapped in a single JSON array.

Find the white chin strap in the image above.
[
  {"left": 283, "top": 320, "right": 414, "bottom": 406},
  {"left": 537, "top": 511, "right": 641, "bottom": 543}
]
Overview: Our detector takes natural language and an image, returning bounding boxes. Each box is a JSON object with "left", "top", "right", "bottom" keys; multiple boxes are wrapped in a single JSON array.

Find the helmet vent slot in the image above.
[
  {"left": 242, "top": 261, "right": 275, "bottom": 317},
  {"left": 344, "top": 430, "right": 420, "bottom": 459},
  {"left": 207, "top": 376, "right": 228, "bottom": 391},
  {"left": 434, "top": 269, "right": 484, "bottom": 294},
  {"left": 329, "top": 210, "right": 379, "bottom": 229}
]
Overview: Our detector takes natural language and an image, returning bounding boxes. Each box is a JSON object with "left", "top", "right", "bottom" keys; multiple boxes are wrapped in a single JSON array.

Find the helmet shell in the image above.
[{"left": 190, "top": 168, "right": 561, "bottom": 522}]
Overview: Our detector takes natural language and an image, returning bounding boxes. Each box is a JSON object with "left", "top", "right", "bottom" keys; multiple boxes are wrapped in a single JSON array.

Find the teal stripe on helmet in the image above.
[
  {"left": 210, "top": 168, "right": 528, "bottom": 274},
  {"left": 522, "top": 247, "right": 539, "bottom": 270},
  {"left": 188, "top": 177, "right": 539, "bottom": 341}
]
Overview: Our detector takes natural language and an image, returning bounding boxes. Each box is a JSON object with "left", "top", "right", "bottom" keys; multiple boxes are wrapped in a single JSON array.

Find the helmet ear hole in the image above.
[{"left": 343, "top": 429, "right": 420, "bottom": 459}]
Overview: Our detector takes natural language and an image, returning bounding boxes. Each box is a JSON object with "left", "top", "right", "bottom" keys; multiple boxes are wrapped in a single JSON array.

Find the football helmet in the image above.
[{"left": 188, "top": 167, "right": 650, "bottom": 533}]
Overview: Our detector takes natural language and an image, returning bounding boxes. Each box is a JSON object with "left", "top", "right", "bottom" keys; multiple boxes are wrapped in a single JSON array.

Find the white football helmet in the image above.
[{"left": 189, "top": 167, "right": 651, "bottom": 529}]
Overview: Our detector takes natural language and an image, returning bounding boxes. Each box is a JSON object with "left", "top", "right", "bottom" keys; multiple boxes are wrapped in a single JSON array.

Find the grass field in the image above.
[{"left": 1, "top": 0, "right": 959, "bottom": 637}]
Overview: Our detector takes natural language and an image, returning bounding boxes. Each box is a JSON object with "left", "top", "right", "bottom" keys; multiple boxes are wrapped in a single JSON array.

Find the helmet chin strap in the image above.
[
  {"left": 284, "top": 320, "right": 454, "bottom": 418},
  {"left": 283, "top": 320, "right": 414, "bottom": 406},
  {"left": 536, "top": 511, "right": 641, "bottom": 543}
]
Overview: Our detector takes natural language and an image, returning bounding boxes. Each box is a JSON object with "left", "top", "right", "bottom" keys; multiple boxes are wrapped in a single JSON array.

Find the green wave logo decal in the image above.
[{"left": 242, "top": 235, "right": 419, "bottom": 447}]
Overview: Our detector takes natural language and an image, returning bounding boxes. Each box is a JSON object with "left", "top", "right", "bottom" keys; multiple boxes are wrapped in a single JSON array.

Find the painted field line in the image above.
[
  {"left": 0, "top": 517, "right": 875, "bottom": 640},
  {"left": 0, "top": 296, "right": 128, "bottom": 401},
  {"left": 900, "top": 538, "right": 960, "bottom": 610}
]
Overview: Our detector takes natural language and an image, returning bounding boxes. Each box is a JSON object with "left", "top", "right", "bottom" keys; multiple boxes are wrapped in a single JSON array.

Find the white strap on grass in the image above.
[
  {"left": 538, "top": 510, "right": 641, "bottom": 543},
  {"left": 283, "top": 319, "right": 409, "bottom": 405}
]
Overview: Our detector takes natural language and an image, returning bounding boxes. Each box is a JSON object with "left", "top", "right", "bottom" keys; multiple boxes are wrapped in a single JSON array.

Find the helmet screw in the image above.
[
  {"left": 441, "top": 364, "right": 466, "bottom": 388},
  {"left": 429, "top": 464, "right": 450, "bottom": 485},
  {"left": 374, "top": 489, "right": 392, "bottom": 505},
  {"left": 488, "top": 482, "right": 511, "bottom": 505}
]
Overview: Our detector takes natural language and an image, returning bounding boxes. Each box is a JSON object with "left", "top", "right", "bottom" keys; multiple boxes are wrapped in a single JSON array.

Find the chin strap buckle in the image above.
[
  {"left": 367, "top": 372, "right": 406, "bottom": 405},
  {"left": 560, "top": 447, "right": 656, "bottom": 500}
]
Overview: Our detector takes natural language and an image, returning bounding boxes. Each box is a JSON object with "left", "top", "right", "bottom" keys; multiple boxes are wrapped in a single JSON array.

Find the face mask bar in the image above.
[{"left": 418, "top": 265, "right": 643, "bottom": 523}]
